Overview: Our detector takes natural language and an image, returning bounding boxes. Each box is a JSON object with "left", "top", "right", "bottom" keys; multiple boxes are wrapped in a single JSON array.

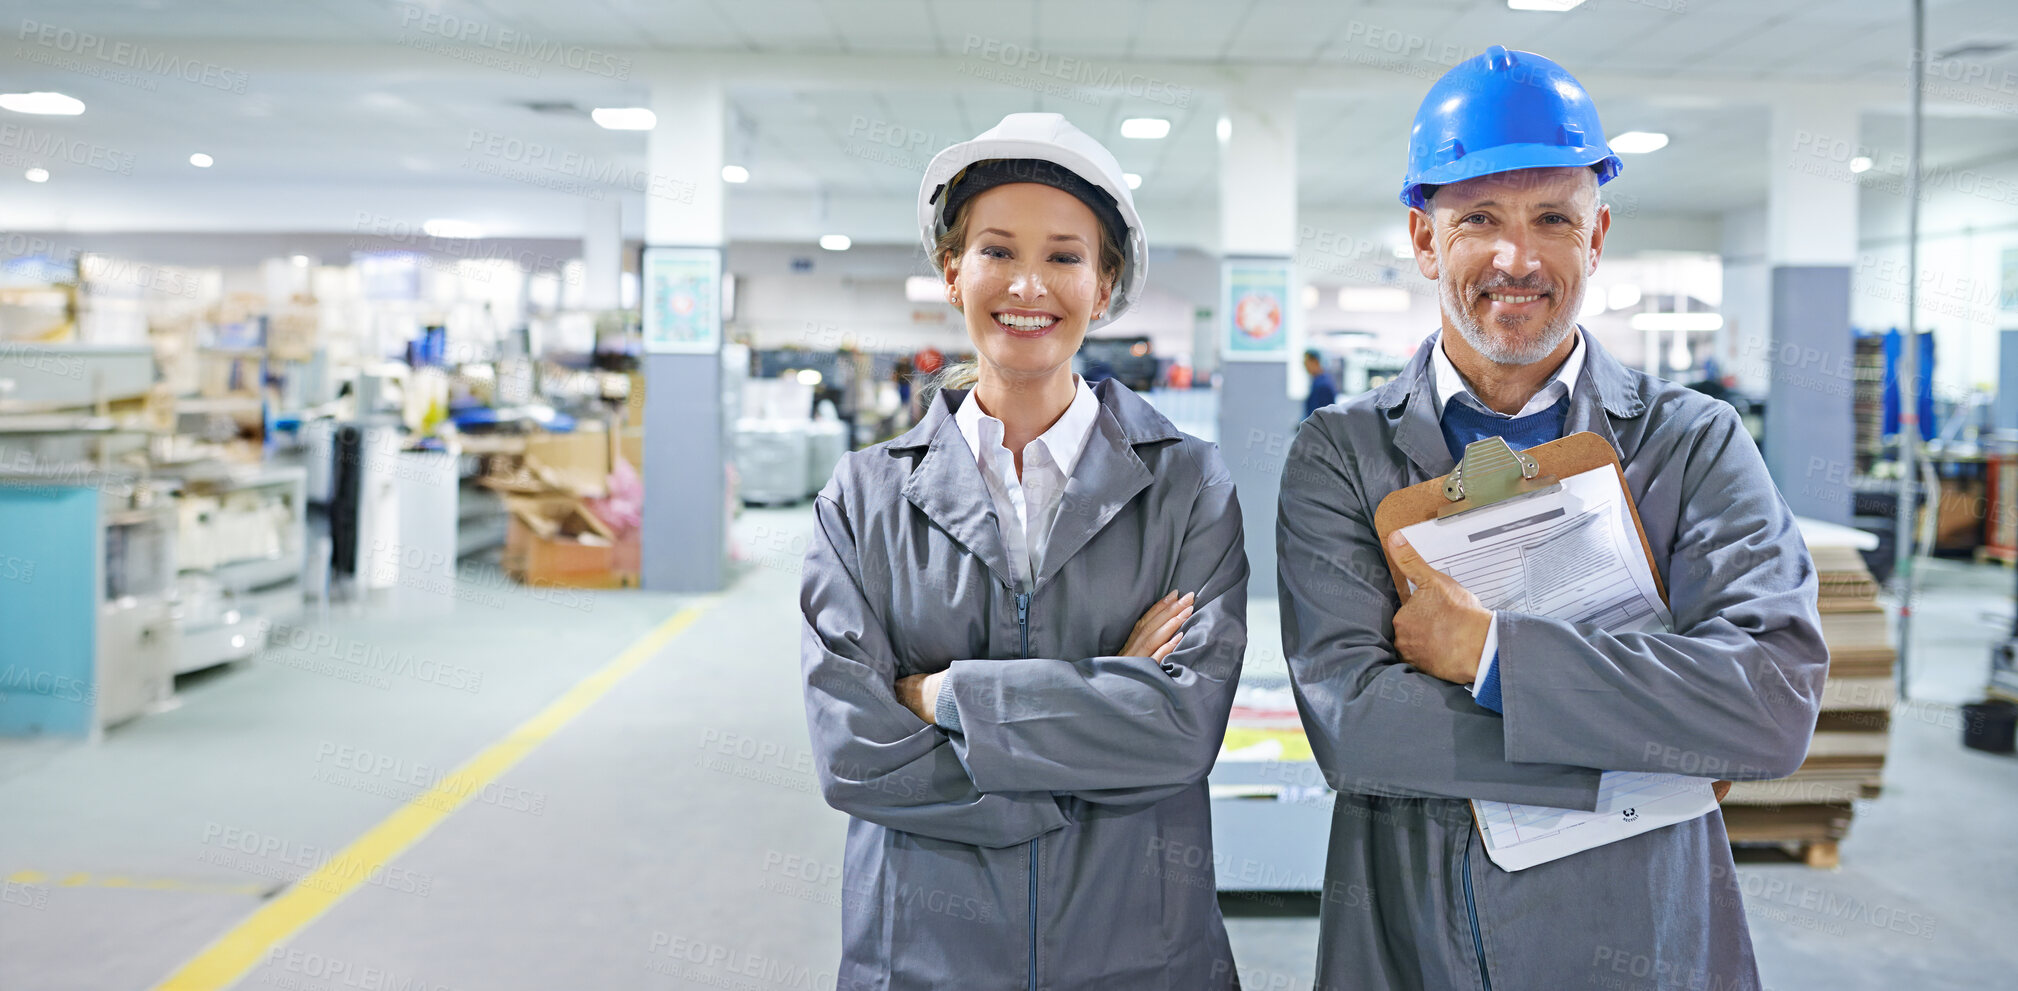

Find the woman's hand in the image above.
[
  {"left": 894, "top": 671, "right": 947, "bottom": 724},
  {"left": 1119, "top": 590, "right": 1194, "bottom": 661}
]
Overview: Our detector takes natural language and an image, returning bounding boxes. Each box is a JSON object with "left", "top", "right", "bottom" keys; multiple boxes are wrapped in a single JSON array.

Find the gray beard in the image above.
[{"left": 1439, "top": 275, "right": 1583, "bottom": 366}]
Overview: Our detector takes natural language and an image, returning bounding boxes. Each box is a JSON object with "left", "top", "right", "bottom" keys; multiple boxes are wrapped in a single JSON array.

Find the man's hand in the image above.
[
  {"left": 1387, "top": 531, "right": 1493, "bottom": 685},
  {"left": 894, "top": 671, "right": 948, "bottom": 724}
]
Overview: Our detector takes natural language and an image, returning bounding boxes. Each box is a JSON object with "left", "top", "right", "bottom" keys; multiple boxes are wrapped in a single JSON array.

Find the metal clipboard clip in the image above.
[{"left": 1437, "top": 436, "right": 1561, "bottom": 519}]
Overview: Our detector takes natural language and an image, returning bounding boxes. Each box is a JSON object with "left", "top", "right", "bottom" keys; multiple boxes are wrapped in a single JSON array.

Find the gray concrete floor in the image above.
[{"left": 2, "top": 509, "right": 2014, "bottom": 989}]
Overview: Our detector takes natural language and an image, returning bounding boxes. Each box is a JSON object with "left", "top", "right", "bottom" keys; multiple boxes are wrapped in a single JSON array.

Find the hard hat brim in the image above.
[{"left": 1402, "top": 143, "right": 1623, "bottom": 209}]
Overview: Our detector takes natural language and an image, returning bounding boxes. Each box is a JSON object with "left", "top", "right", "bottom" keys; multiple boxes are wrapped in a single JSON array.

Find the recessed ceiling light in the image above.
[
  {"left": 423, "top": 219, "right": 484, "bottom": 239},
  {"left": 591, "top": 107, "right": 656, "bottom": 131},
  {"left": 1123, "top": 173, "right": 1142, "bottom": 190},
  {"left": 721, "top": 165, "right": 749, "bottom": 183},
  {"left": 904, "top": 276, "right": 945, "bottom": 303},
  {"left": 1850, "top": 156, "right": 1873, "bottom": 174},
  {"left": 819, "top": 234, "right": 851, "bottom": 251},
  {"left": 1629, "top": 312, "right": 1722, "bottom": 332},
  {"left": 1508, "top": 0, "right": 1587, "bottom": 10},
  {"left": 1610, "top": 131, "right": 1669, "bottom": 154},
  {"left": 24, "top": 167, "right": 48, "bottom": 183},
  {"left": 1338, "top": 287, "right": 1411, "bottom": 312},
  {"left": 0, "top": 92, "right": 85, "bottom": 115},
  {"left": 189, "top": 153, "right": 214, "bottom": 168},
  {"left": 1120, "top": 118, "right": 1170, "bottom": 140}
]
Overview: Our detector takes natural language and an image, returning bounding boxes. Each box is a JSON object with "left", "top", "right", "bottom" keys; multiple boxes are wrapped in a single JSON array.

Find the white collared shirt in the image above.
[
  {"left": 955, "top": 376, "right": 1102, "bottom": 589},
  {"left": 1428, "top": 330, "right": 1586, "bottom": 703},
  {"left": 1431, "top": 330, "right": 1585, "bottom": 420}
]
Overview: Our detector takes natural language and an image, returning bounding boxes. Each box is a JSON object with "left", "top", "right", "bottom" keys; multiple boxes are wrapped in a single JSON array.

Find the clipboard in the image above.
[{"left": 1373, "top": 432, "right": 1668, "bottom": 607}]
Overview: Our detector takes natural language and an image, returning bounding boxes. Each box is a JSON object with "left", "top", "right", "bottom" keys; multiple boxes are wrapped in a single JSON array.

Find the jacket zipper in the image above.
[
  {"left": 1016, "top": 587, "right": 1037, "bottom": 991},
  {"left": 1462, "top": 840, "right": 1491, "bottom": 990}
]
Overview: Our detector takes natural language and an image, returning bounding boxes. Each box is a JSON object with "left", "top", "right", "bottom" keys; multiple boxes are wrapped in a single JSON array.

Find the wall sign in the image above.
[
  {"left": 642, "top": 246, "right": 722, "bottom": 354},
  {"left": 1221, "top": 257, "right": 1293, "bottom": 362}
]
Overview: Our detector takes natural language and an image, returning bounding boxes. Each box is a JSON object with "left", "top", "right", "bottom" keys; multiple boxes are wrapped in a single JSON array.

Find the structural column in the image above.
[
  {"left": 641, "top": 72, "right": 729, "bottom": 592},
  {"left": 582, "top": 199, "right": 623, "bottom": 311},
  {"left": 1762, "top": 93, "right": 1860, "bottom": 523},
  {"left": 1215, "top": 90, "right": 1299, "bottom": 598}
]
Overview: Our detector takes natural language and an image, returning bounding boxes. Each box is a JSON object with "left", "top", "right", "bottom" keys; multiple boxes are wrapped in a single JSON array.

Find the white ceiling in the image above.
[{"left": 0, "top": 0, "right": 2012, "bottom": 239}]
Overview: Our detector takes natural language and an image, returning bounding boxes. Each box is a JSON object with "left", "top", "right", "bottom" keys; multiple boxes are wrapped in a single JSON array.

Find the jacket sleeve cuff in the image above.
[
  {"left": 934, "top": 673, "right": 964, "bottom": 734},
  {"left": 1470, "top": 613, "right": 1503, "bottom": 714}
]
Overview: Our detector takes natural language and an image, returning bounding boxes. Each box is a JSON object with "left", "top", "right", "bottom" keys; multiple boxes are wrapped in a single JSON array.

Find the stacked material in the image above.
[{"left": 1721, "top": 539, "right": 1891, "bottom": 868}]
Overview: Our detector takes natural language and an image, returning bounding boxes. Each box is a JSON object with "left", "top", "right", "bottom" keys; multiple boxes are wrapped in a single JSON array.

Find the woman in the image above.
[{"left": 800, "top": 113, "right": 1249, "bottom": 990}]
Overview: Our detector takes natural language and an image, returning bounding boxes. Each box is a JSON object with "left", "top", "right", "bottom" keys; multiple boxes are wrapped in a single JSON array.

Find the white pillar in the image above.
[
  {"left": 640, "top": 72, "right": 730, "bottom": 592},
  {"left": 1215, "top": 89, "right": 1298, "bottom": 598},
  {"left": 1762, "top": 93, "right": 1861, "bottom": 523}
]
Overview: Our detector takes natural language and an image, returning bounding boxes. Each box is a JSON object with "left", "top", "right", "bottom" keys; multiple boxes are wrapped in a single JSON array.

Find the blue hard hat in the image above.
[{"left": 1400, "top": 46, "right": 1622, "bottom": 209}]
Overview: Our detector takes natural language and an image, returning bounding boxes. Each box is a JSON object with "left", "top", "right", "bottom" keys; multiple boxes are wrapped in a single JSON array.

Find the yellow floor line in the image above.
[{"left": 151, "top": 601, "right": 713, "bottom": 991}]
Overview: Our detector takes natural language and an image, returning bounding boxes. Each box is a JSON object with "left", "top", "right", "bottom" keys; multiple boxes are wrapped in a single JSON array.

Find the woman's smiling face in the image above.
[{"left": 945, "top": 182, "right": 1113, "bottom": 382}]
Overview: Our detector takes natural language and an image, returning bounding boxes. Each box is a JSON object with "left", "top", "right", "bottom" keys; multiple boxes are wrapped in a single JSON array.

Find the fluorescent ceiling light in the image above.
[
  {"left": 0, "top": 91, "right": 85, "bottom": 115},
  {"left": 1629, "top": 312, "right": 1723, "bottom": 332},
  {"left": 290, "top": 255, "right": 312, "bottom": 267},
  {"left": 1120, "top": 117, "right": 1170, "bottom": 140},
  {"left": 1337, "top": 287, "right": 1412, "bottom": 312},
  {"left": 1606, "top": 284, "right": 1642, "bottom": 311},
  {"left": 1301, "top": 285, "right": 1319, "bottom": 310},
  {"left": 796, "top": 369, "right": 823, "bottom": 386},
  {"left": 1850, "top": 156, "right": 1873, "bottom": 174},
  {"left": 820, "top": 234, "right": 851, "bottom": 251},
  {"left": 1391, "top": 243, "right": 1414, "bottom": 260},
  {"left": 24, "top": 167, "right": 48, "bottom": 183},
  {"left": 423, "top": 219, "right": 484, "bottom": 239},
  {"left": 189, "top": 152, "right": 214, "bottom": 168},
  {"left": 1508, "top": 0, "right": 1587, "bottom": 10},
  {"left": 1216, "top": 117, "right": 1232, "bottom": 143},
  {"left": 904, "top": 276, "right": 945, "bottom": 303},
  {"left": 591, "top": 107, "right": 657, "bottom": 131},
  {"left": 721, "top": 164, "right": 749, "bottom": 183},
  {"left": 1610, "top": 131, "right": 1669, "bottom": 154},
  {"left": 1123, "top": 173, "right": 1142, "bottom": 190}
]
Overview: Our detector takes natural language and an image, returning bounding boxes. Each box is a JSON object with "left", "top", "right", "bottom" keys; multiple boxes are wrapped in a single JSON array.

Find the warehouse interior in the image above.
[{"left": 2, "top": 1, "right": 2017, "bottom": 988}]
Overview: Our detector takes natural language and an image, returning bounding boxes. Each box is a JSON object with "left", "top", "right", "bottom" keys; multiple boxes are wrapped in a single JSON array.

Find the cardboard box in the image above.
[
  {"left": 501, "top": 495, "right": 634, "bottom": 589},
  {"left": 524, "top": 430, "right": 614, "bottom": 497}
]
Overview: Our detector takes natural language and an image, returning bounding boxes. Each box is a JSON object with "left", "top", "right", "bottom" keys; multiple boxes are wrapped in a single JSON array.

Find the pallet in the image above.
[
  {"left": 1975, "top": 545, "right": 2018, "bottom": 568},
  {"left": 1723, "top": 803, "right": 1851, "bottom": 869}
]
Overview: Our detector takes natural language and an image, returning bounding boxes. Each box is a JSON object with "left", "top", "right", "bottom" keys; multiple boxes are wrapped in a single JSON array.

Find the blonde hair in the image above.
[{"left": 929, "top": 183, "right": 1126, "bottom": 394}]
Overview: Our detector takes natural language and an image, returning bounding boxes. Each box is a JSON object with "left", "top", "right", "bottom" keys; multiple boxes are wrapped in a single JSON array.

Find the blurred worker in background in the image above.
[{"left": 1302, "top": 348, "right": 1338, "bottom": 418}]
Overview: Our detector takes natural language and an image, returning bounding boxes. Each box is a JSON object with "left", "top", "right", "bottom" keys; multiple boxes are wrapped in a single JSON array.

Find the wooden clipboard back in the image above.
[{"left": 1371, "top": 431, "right": 1668, "bottom": 605}]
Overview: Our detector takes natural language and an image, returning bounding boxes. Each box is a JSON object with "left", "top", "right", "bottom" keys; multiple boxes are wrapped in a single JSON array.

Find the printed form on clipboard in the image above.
[{"left": 1394, "top": 463, "right": 1719, "bottom": 872}]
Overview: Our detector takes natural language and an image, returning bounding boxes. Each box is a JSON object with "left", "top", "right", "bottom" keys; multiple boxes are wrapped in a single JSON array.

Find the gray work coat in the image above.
[
  {"left": 801, "top": 379, "right": 1249, "bottom": 991},
  {"left": 1277, "top": 330, "right": 1827, "bottom": 991}
]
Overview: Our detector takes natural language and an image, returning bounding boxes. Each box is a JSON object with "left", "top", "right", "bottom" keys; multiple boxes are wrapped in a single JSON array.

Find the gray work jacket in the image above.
[
  {"left": 801, "top": 379, "right": 1249, "bottom": 991},
  {"left": 1277, "top": 330, "right": 1827, "bottom": 991}
]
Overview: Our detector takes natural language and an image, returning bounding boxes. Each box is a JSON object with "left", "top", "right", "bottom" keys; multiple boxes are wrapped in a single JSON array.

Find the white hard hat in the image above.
[{"left": 918, "top": 112, "right": 1147, "bottom": 325}]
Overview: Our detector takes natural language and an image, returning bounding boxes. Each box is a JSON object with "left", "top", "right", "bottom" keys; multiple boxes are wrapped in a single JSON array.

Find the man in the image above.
[
  {"left": 1302, "top": 349, "right": 1338, "bottom": 418},
  {"left": 1277, "top": 47, "right": 1826, "bottom": 990}
]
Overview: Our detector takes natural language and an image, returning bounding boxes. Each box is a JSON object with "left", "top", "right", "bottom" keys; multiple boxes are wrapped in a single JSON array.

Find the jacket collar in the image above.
[
  {"left": 891, "top": 379, "right": 1179, "bottom": 590},
  {"left": 1372, "top": 327, "right": 1645, "bottom": 479}
]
